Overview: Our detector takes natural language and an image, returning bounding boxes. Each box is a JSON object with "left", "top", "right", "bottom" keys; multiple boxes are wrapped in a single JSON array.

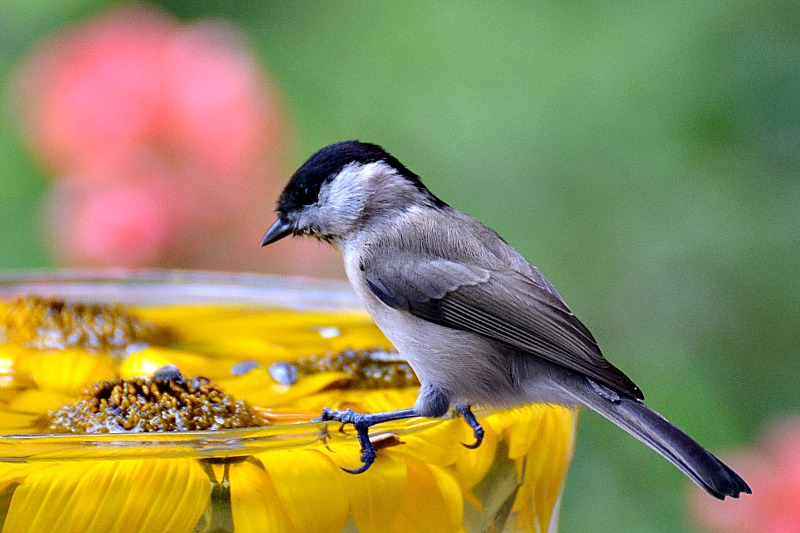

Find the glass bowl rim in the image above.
[{"left": 0, "top": 268, "right": 362, "bottom": 309}]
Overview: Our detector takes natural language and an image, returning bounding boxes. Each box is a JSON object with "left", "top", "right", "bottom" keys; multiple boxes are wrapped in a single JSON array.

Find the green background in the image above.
[{"left": 2, "top": 1, "right": 798, "bottom": 530}]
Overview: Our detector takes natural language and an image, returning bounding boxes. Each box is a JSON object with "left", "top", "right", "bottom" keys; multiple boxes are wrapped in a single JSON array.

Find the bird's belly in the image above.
[{"left": 362, "top": 293, "right": 524, "bottom": 406}]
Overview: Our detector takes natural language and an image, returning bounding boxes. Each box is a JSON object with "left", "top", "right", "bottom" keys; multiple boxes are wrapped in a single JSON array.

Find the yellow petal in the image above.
[
  {"left": 219, "top": 369, "right": 352, "bottom": 408},
  {"left": 0, "top": 411, "right": 40, "bottom": 433},
  {"left": 494, "top": 405, "right": 551, "bottom": 461},
  {"left": 229, "top": 459, "right": 295, "bottom": 533},
  {"left": 6, "top": 389, "right": 76, "bottom": 415},
  {"left": 161, "top": 308, "right": 384, "bottom": 361},
  {"left": 133, "top": 303, "right": 235, "bottom": 326},
  {"left": 391, "top": 417, "right": 467, "bottom": 467},
  {"left": 256, "top": 449, "right": 349, "bottom": 532},
  {"left": 0, "top": 462, "right": 31, "bottom": 491},
  {"left": 193, "top": 335, "right": 290, "bottom": 361},
  {"left": 25, "top": 350, "right": 116, "bottom": 395},
  {"left": 322, "top": 442, "right": 409, "bottom": 533},
  {"left": 451, "top": 418, "right": 500, "bottom": 490},
  {"left": 160, "top": 308, "right": 368, "bottom": 343},
  {"left": 0, "top": 349, "right": 16, "bottom": 388},
  {"left": 3, "top": 458, "right": 209, "bottom": 533},
  {"left": 118, "top": 349, "right": 173, "bottom": 378},
  {"left": 347, "top": 388, "right": 420, "bottom": 413},
  {"left": 323, "top": 325, "right": 393, "bottom": 353},
  {"left": 120, "top": 347, "right": 233, "bottom": 380},
  {"left": 393, "top": 458, "right": 463, "bottom": 533},
  {"left": 509, "top": 407, "right": 577, "bottom": 532},
  {"left": 0, "top": 344, "right": 31, "bottom": 360},
  {"left": 293, "top": 388, "right": 419, "bottom": 414},
  {"left": 250, "top": 310, "right": 373, "bottom": 331}
]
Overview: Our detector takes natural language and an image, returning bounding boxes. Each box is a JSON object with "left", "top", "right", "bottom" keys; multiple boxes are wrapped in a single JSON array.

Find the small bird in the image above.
[{"left": 261, "top": 140, "right": 750, "bottom": 499}]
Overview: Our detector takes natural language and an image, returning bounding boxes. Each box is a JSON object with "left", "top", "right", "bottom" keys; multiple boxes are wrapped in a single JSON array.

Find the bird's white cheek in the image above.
[{"left": 294, "top": 212, "right": 315, "bottom": 234}]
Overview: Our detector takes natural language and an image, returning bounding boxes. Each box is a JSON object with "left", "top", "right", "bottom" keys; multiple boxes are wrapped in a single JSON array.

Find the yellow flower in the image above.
[
  {"left": 0, "top": 458, "right": 208, "bottom": 533},
  {"left": 0, "top": 290, "right": 577, "bottom": 532}
]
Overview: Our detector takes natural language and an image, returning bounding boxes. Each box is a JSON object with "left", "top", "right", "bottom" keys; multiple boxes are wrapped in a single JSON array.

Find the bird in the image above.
[{"left": 260, "top": 140, "right": 750, "bottom": 500}]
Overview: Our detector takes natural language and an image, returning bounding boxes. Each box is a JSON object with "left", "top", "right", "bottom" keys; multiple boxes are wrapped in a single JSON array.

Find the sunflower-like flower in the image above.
[{"left": 0, "top": 293, "right": 577, "bottom": 532}]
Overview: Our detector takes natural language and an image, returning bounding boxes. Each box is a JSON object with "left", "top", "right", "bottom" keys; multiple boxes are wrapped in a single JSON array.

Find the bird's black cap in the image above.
[{"left": 276, "top": 140, "right": 443, "bottom": 214}]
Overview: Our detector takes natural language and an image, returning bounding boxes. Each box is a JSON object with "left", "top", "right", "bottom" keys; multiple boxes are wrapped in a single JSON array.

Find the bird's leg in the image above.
[
  {"left": 317, "top": 407, "right": 417, "bottom": 474},
  {"left": 455, "top": 403, "right": 484, "bottom": 449}
]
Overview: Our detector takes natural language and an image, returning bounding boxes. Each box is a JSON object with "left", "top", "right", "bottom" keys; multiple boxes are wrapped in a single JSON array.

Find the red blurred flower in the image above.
[
  {"left": 690, "top": 418, "right": 800, "bottom": 533},
  {"left": 14, "top": 6, "right": 341, "bottom": 276}
]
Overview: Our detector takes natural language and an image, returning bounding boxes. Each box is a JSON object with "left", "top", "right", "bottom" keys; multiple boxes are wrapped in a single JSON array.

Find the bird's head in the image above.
[{"left": 261, "top": 140, "right": 444, "bottom": 246}]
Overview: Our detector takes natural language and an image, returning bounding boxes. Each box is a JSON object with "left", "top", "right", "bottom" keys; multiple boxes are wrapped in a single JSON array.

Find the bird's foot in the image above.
[
  {"left": 316, "top": 406, "right": 416, "bottom": 474},
  {"left": 455, "top": 403, "right": 484, "bottom": 449}
]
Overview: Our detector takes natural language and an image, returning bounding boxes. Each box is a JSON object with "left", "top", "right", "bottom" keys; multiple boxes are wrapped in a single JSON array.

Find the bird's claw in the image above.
[
  {"left": 317, "top": 407, "right": 377, "bottom": 474},
  {"left": 455, "top": 403, "right": 484, "bottom": 449},
  {"left": 341, "top": 441, "right": 376, "bottom": 474},
  {"left": 461, "top": 434, "right": 484, "bottom": 449}
]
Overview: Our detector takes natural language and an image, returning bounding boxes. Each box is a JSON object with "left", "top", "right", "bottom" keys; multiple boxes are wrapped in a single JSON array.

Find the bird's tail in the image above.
[{"left": 560, "top": 377, "right": 751, "bottom": 499}]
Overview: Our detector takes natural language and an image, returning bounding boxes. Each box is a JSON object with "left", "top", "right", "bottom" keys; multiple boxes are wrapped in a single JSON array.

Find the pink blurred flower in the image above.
[
  {"left": 690, "top": 418, "right": 800, "bottom": 533},
  {"left": 19, "top": 8, "right": 172, "bottom": 174},
  {"left": 14, "top": 6, "right": 341, "bottom": 276},
  {"left": 48, "top": 179, "right": 173, "bottom": 267}
]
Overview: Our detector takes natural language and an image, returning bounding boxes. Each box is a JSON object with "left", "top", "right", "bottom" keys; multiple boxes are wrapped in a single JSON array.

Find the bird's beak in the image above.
[{"left": 260, "top": 218, "right": 293, "bottom": 247}]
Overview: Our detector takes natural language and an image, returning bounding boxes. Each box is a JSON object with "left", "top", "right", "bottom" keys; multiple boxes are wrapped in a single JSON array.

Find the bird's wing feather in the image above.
[{"left": 361, "top": 253, "right": 643, "bottom": 400}]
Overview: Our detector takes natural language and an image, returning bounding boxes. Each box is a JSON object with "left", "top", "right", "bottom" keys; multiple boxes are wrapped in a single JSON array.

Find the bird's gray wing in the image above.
[{"left": 361, "top": 254, "right": 643, "bottom": 400}]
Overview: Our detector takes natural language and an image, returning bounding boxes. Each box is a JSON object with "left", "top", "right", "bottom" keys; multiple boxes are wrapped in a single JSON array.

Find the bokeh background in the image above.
[{"left": 1, "top": 1, "right": 798, "bottom": 531}]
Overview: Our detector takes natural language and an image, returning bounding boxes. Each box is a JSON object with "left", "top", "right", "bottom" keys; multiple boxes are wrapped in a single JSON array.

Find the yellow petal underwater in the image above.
[
  {"left": 0, "top": 463, "right": 31, "bottom": 491},
  {"left": 192, "top": 335, "right": 290, "bottom": 361},
  {"left": 229, "top": 459, "right": 295, "bottom": 533},
  {"left": 509, "top": 406, "right": 577, "bottom": 532},
  {"left": 118, "top": 349, "right": 173, "bottom": 378},
  {"left": 0, "top": 348, "right": 17, "bottom": 388},
  {"left": 452, "top": 419, "right": 500, "bottom": 490},
  {"left": 323, "top": 441, "right": 409, "bottom": 533},
  {"left": 25, "top": 350, "right": 116, "bottom": 395},
  {"left": 391, "top": 417, "right": 468, "bottom": 467},
  {"left": 293, "top": 388, "right": 420, "bottom": 415},
  {"left": 0, "top": 411, "right": 40, "bottom": 433},
  {"left": 3, "top": 458, "right": 209, "bottom": 533},
  {"left": 119, "top": 346, "right": 235, "bottom": 380},
  {"left": 219, "top": 368, "right": 352, "bottom": 408},
  {"left": 490, "top": 405, "right": 546, "bottom": 461},
  {"left": 256, "top": 449, "right": 349, "bottom": 533},
  {"left": 393, "top": 458, "right": 464, "bottom": 533},
  {"left": 5, "top": 389, "right": 75, "bottom": 415},
  {"left": 155, "top": 308, "right": 369, "bottom": 342}
]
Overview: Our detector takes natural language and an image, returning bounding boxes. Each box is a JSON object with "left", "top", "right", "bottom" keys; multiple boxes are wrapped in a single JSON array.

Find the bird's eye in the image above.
[{"left": 297, "top": 182, "right": 323, "bottom": 206}]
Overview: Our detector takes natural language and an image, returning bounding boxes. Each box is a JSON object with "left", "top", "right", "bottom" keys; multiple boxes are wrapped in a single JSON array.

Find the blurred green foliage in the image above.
[{"left": 1, "top": 1, "right": 798, "bottom": 530}]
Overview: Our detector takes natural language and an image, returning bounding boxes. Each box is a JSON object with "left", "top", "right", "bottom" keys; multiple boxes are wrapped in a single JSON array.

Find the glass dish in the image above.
[{"left": 0, "top": 269, "right": 576, "bottom": 533}]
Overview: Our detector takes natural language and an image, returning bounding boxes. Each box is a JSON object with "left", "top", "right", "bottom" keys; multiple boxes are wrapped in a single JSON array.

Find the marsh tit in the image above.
[{"left": 261, "top": 140, "right": 750, "bottom": 499}]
